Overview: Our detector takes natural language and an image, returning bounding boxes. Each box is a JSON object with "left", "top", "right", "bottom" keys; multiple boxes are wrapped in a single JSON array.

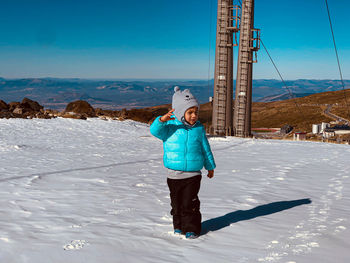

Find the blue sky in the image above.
[{"left": 0, "top": 0, "right": 349, "bottom": 79}]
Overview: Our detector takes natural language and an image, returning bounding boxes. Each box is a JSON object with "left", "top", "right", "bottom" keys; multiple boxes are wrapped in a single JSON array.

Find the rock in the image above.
[
  {"left": 35, "top": 112, "right": 54, "bottom": 119},
  {"left": 14, "top": 98, "right": 44, "bottom": 118},
  {"left": 65, "top": 100, "right": 96, "bottom": 117},
  {"left": 95, "top": 108, "right": 121, "bottom": 120},
  {"left": 94, "top": 107, "right": 161, "bottom": 123},
  {"left": 152, "top": 108, "right": 169, "bottom": 117},
  {"left": 0, "top": 100, "right": 8, "bottom": 111},
  {"left": 13, "top": 107, "right": 23, "bottom": 115},
  {"left": 0, "top": 111, "right": 14, "bottom": 118},
  {"left": 120, "top": 108, "right": 128, "bottom": 119},
  {"left": 61, "top": 112, "right": 87, "bottom": 120},
  {"left": 126, "top": 109, "right": 154, "bottom": 123},
  {"left": 95, "top": 108, "right": 104, "bottom": 115},
  {"left": 21, "top": 98, "right": 44, "bottom": 112},
  {"left": 8, "top": 102, "right": 20, "bottom": 112},
  {"left": 0, "top": 110, "right": 26, "bottom": 119},
  {"left": 1, "top": 99, "right": 48, "bottom": 119},
  {"left": 44, "top": 109, "right": 60, "bottom": 117}
]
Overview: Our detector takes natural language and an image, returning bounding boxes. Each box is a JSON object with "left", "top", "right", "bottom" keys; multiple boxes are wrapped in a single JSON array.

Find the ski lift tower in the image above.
[
  {"left": 233, "top": 0, "right": 260, "bottom": 137},
  {"left": 211, "top": 0, "right": 260, "bottom": 137}
]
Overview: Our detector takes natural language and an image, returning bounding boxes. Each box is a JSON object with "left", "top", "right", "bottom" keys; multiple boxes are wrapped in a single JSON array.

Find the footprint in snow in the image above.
[
  {"left": 135, "top": 183, "right": 153, "bottom": 190},
  {"left": 0, "top": 237, "right": 11, "bottom": 243},
  {"left": 63, "top": 240, "right": 89, "bottom": 250},
  {"left": 335, "top": 226, "right": 347, "bottom": 233}
]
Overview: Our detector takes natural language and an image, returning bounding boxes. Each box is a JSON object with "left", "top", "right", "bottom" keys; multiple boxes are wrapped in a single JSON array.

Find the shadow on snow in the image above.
[{"left": 201, "top": 198, "right": 312, "bottom": 235}]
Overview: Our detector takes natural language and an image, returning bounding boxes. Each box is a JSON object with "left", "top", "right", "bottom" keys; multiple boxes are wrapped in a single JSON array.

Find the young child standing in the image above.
[{"left": 150, "top": 86, "right": 216, "bottom": 239}]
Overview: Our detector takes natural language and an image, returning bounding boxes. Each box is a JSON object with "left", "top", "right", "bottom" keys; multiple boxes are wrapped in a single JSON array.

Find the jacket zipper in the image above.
[{"left": 185, "top": 127, "right": 189, "bottom": 171}]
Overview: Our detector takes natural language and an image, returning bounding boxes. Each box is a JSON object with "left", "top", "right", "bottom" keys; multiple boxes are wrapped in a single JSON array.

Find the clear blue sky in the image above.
[{"left": 0, "top": 0, "right": 349, "bottom": 79}]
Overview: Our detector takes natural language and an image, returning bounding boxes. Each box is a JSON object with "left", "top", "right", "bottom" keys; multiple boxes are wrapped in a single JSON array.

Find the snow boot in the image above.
[
  {"left": 185, "top": 232, "right": 198, "bottom": 239},
  {"left": 174, "top": 229, "right": 184, "bottom": 235}
]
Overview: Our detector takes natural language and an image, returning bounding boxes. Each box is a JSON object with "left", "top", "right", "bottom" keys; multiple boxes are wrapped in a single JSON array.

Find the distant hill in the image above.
[
  {"left": 257, "top": 92, "right": 314, "bottom": 102},
  {"left": 0, "top": 78, "right": 349, "bottom": 110},
  {"left": 0, "top": 78, "right": 213, "bottom": 110}
]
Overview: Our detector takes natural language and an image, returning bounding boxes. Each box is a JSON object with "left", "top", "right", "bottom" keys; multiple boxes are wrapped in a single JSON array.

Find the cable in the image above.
[
  {"left": 325, "top": 0, "right": 350, "bottom": 119},
  {"left": 260, "top": 39, "right": 305, "bottom": 119},
  {"left": 238, "top": 0, "right": 303, "bottom": 117},
  {"left": 236, "top": 0, "right": 305, "bottom": 123}
]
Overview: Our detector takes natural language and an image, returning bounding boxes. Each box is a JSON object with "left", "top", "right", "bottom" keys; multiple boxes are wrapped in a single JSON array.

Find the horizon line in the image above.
[{"left": 1, "top": 77, "right": 350, "bottom": 82}]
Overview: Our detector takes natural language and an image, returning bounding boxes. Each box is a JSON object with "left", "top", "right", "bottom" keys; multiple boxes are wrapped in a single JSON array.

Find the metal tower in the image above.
[
  {"left": 211, "top": 0, "right": 240, "bottom": 136},
  {"left": 233, "top": 0, "right": 260, "bottom": 137},
  {"left": 211, "top": 0, "right": 260, "bottom": 137}
]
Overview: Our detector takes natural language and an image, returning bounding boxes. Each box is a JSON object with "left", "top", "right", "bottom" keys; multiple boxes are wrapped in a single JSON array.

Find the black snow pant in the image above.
[{"left": 167, "top": 175, "right": 202, "bottom": 235}]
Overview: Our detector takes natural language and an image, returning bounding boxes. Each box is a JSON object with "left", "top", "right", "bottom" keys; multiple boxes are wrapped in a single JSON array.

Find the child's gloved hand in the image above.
[
  {"left": 160, "top": 109, "right": 175, "bottom": 122},
  {"left": 207, "top": 170, "right": 214, "bottom": 178}
]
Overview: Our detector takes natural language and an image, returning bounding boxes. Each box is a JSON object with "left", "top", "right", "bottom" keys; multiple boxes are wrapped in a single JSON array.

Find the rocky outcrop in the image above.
[
  {"left": 8, "top": 102, "right": 20, "bottom": 112},
  {"left": 44, "top": 109, "right": 61, "bottom": 117},
  {"left": 8, "top": 98, "right": 44, "bottom": 115},
  {"left": 123, "top": 109, "right": 154, "bottom": 123},
  {"left": 60, "top": 113, "right": 88, "bottom": 120},
  {"left": 21, "top": 98, "right": 44, "bottom": 112},
  {"left": 63, "top": 100, "right": 96, "bottom": 119},
  {"left": 0, "top": 100, "right": 8, "bottom": 111},
  {"left": 0, "top": 98, "right": 52, "bottom": 119},
  {"left": 0, "top": 97, "right": 169, "bottom": 123},
  {"left": 95, "top": 106, "right": 169, "bottom": 124},
  {"left": 94, "top": 108, "right": 121, "bottom": 120},
  {"left": 65, "top": 100, "right": 96, "bottom": 116}
]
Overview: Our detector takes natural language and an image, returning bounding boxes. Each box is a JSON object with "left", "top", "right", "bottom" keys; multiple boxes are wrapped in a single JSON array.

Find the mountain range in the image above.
[{"left": 0, "top": 78, "right": 349, "bottom": 110}]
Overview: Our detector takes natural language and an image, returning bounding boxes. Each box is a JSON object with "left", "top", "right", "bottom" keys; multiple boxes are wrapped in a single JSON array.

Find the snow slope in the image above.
[{"left": 0, "top": 118, "right": 349, "bottom": 263}]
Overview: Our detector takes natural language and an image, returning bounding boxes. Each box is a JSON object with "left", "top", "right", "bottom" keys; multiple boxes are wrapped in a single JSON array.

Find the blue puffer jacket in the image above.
[{"left": 150, "top": 116, "right": 216, "bottom": 171}]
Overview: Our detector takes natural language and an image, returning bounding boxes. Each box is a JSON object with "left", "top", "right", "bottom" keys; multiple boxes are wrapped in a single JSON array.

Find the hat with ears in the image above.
[{"left": 172, "top": 86, "right": 199, "bottom": 122}]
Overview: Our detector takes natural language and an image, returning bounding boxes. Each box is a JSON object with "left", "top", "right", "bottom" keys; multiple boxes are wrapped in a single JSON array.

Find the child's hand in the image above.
[
  {"left": 160, "top": 109, "right": 175, "bottom": 122},
  {"left": 207, "top": 170, "right": 214, "bottom": 178}
]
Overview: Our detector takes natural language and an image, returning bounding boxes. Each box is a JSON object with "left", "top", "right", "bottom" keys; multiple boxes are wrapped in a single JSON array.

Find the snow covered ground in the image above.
[{"left": 0, "top": 118, "right": 349, "bottom": 263}]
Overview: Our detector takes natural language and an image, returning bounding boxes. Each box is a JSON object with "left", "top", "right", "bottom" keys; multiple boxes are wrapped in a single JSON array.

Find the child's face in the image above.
[{"left": 184, "top": 106, "right": 199, "bottom": 125}]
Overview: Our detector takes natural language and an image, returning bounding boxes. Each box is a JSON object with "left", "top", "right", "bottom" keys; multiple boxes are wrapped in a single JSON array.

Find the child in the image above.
[{"left": 150, "top": 86, "right": 216, "bottom": 239}]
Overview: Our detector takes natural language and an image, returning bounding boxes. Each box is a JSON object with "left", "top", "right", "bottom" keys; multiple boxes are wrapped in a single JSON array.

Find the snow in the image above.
[{"left": 0, "top": 118, "right": 349, "bottom": 262}]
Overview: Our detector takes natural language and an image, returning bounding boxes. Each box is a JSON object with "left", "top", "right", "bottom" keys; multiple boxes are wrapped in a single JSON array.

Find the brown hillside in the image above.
[
  {"left": 251, "top": 88, "right": 350, "bottom": 132},
  {"left": 96, "top": 88, "right": 350, "bottom": 133},
  {"left": 198, "top": 88, "right": 350, "bottom": 132}
]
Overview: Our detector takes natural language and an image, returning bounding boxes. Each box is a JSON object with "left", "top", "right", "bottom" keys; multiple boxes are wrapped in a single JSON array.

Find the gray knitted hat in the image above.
[{"left": 172, "top": 86, "right": 199, "bottom": 122}]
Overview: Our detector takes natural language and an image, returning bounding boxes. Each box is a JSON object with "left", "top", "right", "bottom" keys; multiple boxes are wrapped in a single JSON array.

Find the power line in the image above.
[
  {"left": 325, "top": 0, "right": 350, "bottom": 119},
  {"left": 214, "top": 0, "right": 304, "bottom": 124},
  {"left": 260, "top": 39, "right": 305, "bottom": 119},
  {"left": 238, "top": 0, "right": 304, "bottom": 119}
]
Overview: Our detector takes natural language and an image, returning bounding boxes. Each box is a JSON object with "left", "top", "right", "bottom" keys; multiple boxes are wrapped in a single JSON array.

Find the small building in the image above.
[
  {"left": 321, "top": 122, "right": 330, "bottom": 133},
  {"left": 323, "top": 125, "right": 350, "bottom": 139},
  {"left": 293, "top": 132, "right": 307, "bottom": 141},
  {"left": 312, "top": 124, "right": 321, "bottom": 134},
  {"left": 312, "top": 122, "right": 330, "bottom": 134},
  {"left": 323, "top": 128, "right": 335, "bottom": 139}
]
